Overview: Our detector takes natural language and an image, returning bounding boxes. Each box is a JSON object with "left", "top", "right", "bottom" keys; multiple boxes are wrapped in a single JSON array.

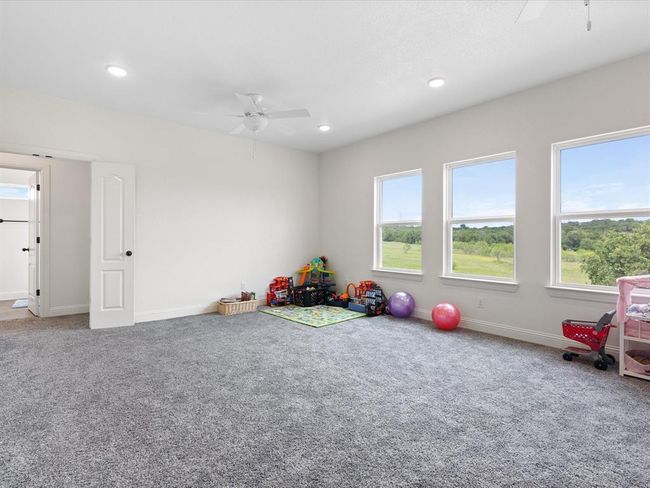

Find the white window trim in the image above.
[
  {"left": 373, "top": 169, "right": 423, "bottom": 275},
  {"left": 442, "top": 151, "right": 517, "bottom": 283},
  {"left": 550, "top": 125, "right": 650, "bottom": 293}
]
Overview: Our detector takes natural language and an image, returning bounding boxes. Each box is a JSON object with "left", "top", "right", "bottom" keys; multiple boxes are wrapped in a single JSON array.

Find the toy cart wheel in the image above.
[
  {"left": 594, "top": 359, "right": 608, "bottom": 371},
  {"left": 562, "top": 352, "right": 574, "bottom": 361},
  {"left": 606, "top": 354, "right": 616, "bottom": 365}
]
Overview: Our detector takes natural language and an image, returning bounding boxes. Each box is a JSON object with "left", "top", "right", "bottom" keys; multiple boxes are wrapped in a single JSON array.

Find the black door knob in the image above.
[
  {"left": 22, "top": 248, "right": 29, "bottom": 252},
  {"left": 125, "top": 250, "right": 133, "bottom": 256}
]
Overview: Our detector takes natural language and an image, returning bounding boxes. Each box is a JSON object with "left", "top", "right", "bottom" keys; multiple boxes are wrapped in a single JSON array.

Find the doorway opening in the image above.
[{"left": 0, "top": 167, "right": 39, "bottom": 320}]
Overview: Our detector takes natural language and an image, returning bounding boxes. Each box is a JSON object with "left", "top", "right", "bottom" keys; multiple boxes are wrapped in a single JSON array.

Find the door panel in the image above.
[
  {"left": 102, "top": 270, "right": 124, "bottom": 309},
  {"left": 90, "top": 163, "right": 135, "bottom": 328},
  {"left": 27, "top": 172, "right": 39, "bottom": 316}
]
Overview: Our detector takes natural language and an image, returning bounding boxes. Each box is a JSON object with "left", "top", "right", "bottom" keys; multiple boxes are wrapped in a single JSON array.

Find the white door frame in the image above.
[
  {"left": 0, "top": 143, "right": 119, "bottom": 324},
  {"left": 0, "top": 152, "right": 50, "bottom": 316}
]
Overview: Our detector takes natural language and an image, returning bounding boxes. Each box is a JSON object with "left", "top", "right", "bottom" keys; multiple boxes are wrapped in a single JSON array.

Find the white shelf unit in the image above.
[{"left": 619, "top": 314, "right": 650, "bottom": 381}]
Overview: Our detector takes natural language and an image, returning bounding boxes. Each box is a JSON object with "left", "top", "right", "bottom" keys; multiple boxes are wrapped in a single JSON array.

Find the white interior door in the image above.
[
  {"left": 90, "top": 162, "right": 135, "bottom": 329},
  {"left": 27, "top": 172, "right": 40, "bottom": 316}
]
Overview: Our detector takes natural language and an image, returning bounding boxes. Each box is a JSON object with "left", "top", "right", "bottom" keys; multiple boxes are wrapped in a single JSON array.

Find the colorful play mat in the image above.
[{"left": 260, "top": 305, "right": 365, "bottom": 328}]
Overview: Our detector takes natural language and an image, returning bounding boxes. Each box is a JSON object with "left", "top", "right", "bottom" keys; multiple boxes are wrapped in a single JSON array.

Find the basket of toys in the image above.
[
  {"left": 292, "top": 285, "right": 328, "bottom": 307},
  {"left": 218, "top": 292, "right": 257, "bottom": 316}
]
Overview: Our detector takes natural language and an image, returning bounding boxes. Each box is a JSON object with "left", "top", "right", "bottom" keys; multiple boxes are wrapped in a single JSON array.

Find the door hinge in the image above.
[
  {"left": 37, "top": 236, "right": 41, "bottom": 244},
  {"left": 36, "top": 289, "right": 40, "bottom": 297},
  {"left": 36, "top": 184, "right": 41, "bottom": 191}
]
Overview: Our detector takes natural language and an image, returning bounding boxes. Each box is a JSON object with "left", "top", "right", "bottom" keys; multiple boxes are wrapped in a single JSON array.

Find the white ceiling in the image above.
[{"left": 1, "top": 1, "right": 648, "bottom": 153}]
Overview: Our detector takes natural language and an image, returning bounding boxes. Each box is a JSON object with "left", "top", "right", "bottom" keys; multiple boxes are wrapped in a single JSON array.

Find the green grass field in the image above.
[
  {"left": 382, "top": 241, "right": 513, "bottom": 277},
  {"left": 382, "top": 241, "right": 422, "bottom": 270},
  {"left": 382, "top": 240, "right": 593, "bottom": 283},
  {"left": 452, "top": 252, "right": 513, "bottom": 278}
]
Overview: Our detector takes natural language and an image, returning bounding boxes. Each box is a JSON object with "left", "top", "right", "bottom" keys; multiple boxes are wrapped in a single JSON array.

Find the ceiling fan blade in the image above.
[
  {"left": 234, "top": 92, "right": 264, "bottom": 113},
  {"left": 229, "top": 124, "right": 246, "bottom": 135},
  {"left": 266, "top": 109, "right": 311, "bottom": 119},
  {"left": 516, "top": 0, "right": 548, "bottom": 23}
]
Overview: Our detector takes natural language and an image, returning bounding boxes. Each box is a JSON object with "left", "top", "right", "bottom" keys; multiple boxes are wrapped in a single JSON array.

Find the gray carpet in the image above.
[{"left": 1, "top": 312, "right": 648, "bottom": 487}]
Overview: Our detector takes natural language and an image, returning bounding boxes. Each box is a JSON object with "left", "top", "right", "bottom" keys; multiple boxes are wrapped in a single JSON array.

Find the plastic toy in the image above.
[
  {"left": 432, "top": 303, "right": 461, "bottom": 330},
  {"left": 561, "top": 310, "right": 616, "bottom": 371},
  {"left": 365, "top": 284, "right": 386, "bottom": 316},
  {"left": 327, "top": 292, "right": 349, "bottom": 308},
  {"left": 266, "top": 276, "right": 293, "bottom": 306},
  {"left": 346, "top": 281, "right": 376, "bottom": 300},
  {"left": 345, "top": 281, "right": 385, "bottom": 316},
  {"left": 296, "top": 256, "right": 335, "bottom": 286},
  {"left": 387, "top": 292, "right": 415, "bottom": 318}
]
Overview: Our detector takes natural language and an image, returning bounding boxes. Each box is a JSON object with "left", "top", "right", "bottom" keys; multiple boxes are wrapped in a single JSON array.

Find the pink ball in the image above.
[{"left": 432, "top": 303, "right": 461, "bottom": 330}]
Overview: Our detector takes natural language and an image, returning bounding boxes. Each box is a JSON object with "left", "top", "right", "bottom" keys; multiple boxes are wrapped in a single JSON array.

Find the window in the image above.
[
  {"left": 374, "top": 169, "right": 422, "bottom": 273},
  {"left": 0, "top": 184, "right": 29, "bottom": 200},
  {"left": 552, "top": 127, "right": 650, "bottom": 289},
  {"left": 444, "top": 153, "right": 516, "bottom": 281}
]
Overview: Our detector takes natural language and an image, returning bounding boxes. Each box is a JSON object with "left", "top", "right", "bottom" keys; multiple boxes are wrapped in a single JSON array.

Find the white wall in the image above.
[
  {"left": 319, "top": 53, "right": 650, "bottom": 350},
  {"left": 48, "top": 158, "right": 90, "bottom": 315},
  {"left": 0, "top": 168, "right": 30, "bottom": 300},
  {"left": 0, "top": 87, "right": 320, "bottom": 321}
]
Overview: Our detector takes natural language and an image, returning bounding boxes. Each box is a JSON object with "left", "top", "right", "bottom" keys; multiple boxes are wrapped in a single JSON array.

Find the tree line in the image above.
[{"left": 382, "top": 219, "right": 650, "bottom": 283}]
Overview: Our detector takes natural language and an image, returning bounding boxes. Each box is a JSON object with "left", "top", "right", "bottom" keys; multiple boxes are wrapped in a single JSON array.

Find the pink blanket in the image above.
[{"left": 616, "top": 275, "right": 650, "bottom": 323}]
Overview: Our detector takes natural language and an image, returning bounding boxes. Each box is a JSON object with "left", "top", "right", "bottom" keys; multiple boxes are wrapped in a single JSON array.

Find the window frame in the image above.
[
  {"left": 443, "top": 151, "right": 517, "bottom": 283},
  {"left": 373, "top": 168, "right": 423, "bottom": 274},
  {"left": 551, "top": 126, "right": 650, "bottom": 291}
]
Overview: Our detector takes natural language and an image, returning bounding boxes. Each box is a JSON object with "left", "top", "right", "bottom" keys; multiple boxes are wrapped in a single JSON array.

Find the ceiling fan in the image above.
[
  {"left": 516, "top": 0, "right": 593, "bottom": 31},
  {"left": 516, "top": 0, "right": 549, "bottom": 23},
  {"left": 228, "top": 93, "right": 310, "bottom": 135}
]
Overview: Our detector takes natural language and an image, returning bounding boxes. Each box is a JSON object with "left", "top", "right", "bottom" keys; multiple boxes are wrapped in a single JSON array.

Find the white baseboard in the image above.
[
  {"left": 135, "top": 299, "right": 266, "bottom": 323},
  {"left": 90, "top": 321, "right": 134, "bottom": 330},
  {"left": 47, "top": 304, "right": 89, "bottom": 317},
  {"left": 0, "top": 291, "right": 28, "bottom": 301},
  {"left": 413, "top": 307, "right": 619, "bottom": 355}
]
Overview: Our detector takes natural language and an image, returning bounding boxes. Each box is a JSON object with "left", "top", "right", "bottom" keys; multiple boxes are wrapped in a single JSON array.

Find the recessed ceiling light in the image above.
[
  {"left": 318, "top": 124, "right": 331, "bottom": 133},
  {"left": 428, "top": 77, "right": 445, "bottom": 88},
  {"left": 106, "top": 65, "right": 127, "bottom": 78}
]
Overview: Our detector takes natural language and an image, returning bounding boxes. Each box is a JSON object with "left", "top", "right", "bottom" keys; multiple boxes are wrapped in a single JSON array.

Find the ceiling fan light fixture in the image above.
[
  {"left": 106, "top": 65, "right": 128, "bottom": 78},
  {"left": 318, "top": 124, "right": 332, "bottom": 133},
  {"left": 428, "top": 77, "right": 445, "bottom": 88},
  {"left": 243, "top": 114, "right": 269, "bottom": 133}
]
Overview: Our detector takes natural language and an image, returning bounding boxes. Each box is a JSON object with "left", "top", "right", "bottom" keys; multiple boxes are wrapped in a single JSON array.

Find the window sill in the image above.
[
  {"left": 440, "top": 275, "right": 519, "bottom": 292},
  {"left": 372, "top": 268, "right": 424, "bottom": 281},
  {"left": 545, "top": 285, "right": 650, "bottom": 304}
]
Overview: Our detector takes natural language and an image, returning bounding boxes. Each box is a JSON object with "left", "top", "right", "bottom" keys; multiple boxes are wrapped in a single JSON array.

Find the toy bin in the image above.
[
  {"left": 292, "top": 286, "right": 328, "bottom": 307},
  {"left": 624, "top": 350, "right": 650, "bottom": 375},
  {"left": 217, "top": 299, "right": 258, "bottom": 316}
]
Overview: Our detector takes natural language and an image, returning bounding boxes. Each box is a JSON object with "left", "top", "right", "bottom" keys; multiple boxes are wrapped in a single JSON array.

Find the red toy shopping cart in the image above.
[{"left": 562, "top": 310, "right": 616, "bottom": 371}]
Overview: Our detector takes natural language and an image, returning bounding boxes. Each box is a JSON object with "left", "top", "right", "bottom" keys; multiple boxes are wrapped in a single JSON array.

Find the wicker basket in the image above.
[
  {"left": 624, "top": 350, "right": 650, "bottom": 375},
  {"left": 217, "top": 299, "right": 258, "bottom": 316}
]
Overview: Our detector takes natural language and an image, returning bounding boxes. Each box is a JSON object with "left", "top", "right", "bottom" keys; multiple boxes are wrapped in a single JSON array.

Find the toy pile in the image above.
[
  {"left": 266, "top": 256, "right": 336, "bottom": 308},
  {"left": 344, "top": 281, "right": 386, "bottom": 316},
  {"left": 292, "top": 256, "right": 336, "bottom": 306},
  {"left": 265, "top": 258, "right": 386, "bottom": 316}
]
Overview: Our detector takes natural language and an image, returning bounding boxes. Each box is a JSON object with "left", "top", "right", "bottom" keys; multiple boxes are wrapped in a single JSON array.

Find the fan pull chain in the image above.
[{"left": 585, "top": 0, "right": 592, "bottom": 31}]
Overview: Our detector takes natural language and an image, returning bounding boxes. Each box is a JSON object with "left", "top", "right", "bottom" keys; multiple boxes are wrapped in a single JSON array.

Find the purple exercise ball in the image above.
[{"left": 388, "top": 292, "right": 416, "bottom": 318}]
